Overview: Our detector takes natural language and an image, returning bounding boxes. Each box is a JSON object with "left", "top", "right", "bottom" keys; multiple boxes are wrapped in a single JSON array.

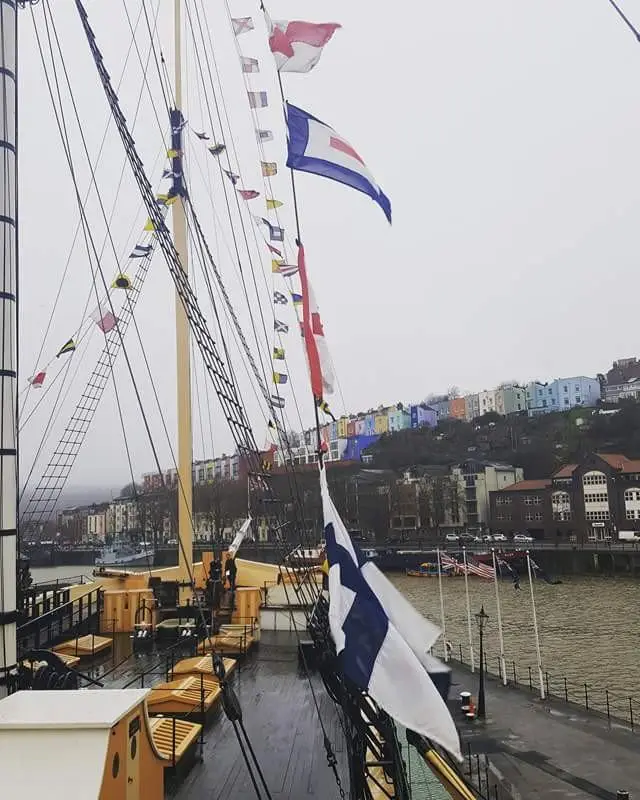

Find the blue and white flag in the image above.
[
  {"left": 320, "top": 467, "right": 460, "bottom": 759},
  {"left": 286, "top": 103, "right": 391, "bottom": 224}
]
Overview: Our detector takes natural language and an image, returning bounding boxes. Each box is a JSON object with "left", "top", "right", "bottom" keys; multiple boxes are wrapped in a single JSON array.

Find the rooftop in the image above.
[
  {"left": 596, "top": 453, "right": 640, "bottom": 472},
  {"left": 499, "top": 479, "right": 552, "bottom": 492}
]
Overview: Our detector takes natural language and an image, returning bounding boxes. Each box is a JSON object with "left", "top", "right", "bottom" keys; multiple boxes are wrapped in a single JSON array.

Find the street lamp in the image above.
[{"left": 475, "top": 604, "right": 489, "bottom": 719}]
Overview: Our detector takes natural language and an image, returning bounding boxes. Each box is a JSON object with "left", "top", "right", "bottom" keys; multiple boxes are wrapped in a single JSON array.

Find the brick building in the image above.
[{"left": 489, "top": 452, "right": 640, "bottom": 541}]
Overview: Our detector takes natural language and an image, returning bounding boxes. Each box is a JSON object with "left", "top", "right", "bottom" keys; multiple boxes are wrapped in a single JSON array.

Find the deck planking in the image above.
[{"left": 169, "top": 631, "right": 348, "bottom": 800}]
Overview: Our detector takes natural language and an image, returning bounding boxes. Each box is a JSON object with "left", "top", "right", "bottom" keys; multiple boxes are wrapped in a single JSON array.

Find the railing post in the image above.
[
  {"left": 512, "top": 661, "right": 517, "bottom": 686},
  {"left": 584, "top": 683, "right": 589, "bottom": 711},
  {"left": 545, "top": 671, "right": 550, "bottom": 699},
  {"left": 528, "top": 666, "right": 532, "bottom": 691},
  {"left": 605, "top": 690, "right": 610, "bottom": 723},
  {"left": 459, "top": 643, "right": 463, "bottom": 662},
  {"left": 629, "top": 698, "right": 634, "bottom": 731},
  {"left": 564, "top": 677, "right": 568, "bottom": 703}
]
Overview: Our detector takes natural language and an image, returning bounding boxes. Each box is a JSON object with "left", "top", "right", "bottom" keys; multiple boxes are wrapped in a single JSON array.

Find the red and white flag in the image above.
[
  {"left": 91, "top": 305, "right": 118, "bottom": 334},
  {"left": 298, "top": 244, "right": 333, "bottom": 399},
  {"left": 269, "top": 20, "right": 341, "bottom": 73},
  {"left": 30, "top": 371, "right": 46, "bottom": 388}
]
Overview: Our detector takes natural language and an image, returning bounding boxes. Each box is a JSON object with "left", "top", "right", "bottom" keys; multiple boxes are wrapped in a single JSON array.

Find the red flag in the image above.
[
  {"left": 238, "top": 189, "right": 260, "bottom": 200},
  {"left": 269, "top": 20, "right": 341, "bottom": 73},
  {"left": 30, "top": 371, "right": 46, "bottom": 387},
  {"left": 297, "top": 243, "right": 334, "bottom": 399}
]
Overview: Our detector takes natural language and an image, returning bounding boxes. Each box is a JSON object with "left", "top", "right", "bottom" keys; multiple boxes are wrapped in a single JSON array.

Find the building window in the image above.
[
  {"left": 583, "top": 472, "right": 607, "bottom": 486},
  {"left": 584, "top": 492, "right": 608, "bottom": 504},
  {"left": 524, "top": 512, "right": 533, "bottom": 521},
  {"left": 626, "top": 509, "right": 638, "bottom": 520},
  {"left": 585, "top": 510, "right": 610, "bottom": 521},
  {"left": 496, "top": 513, "right": 504, "bottom": 521},
  {"left": 524, "top": 496, "right": 533, "bottom": 505},
  {"left": 624, "top": 489, "right": 640, "bottom": 502},
  {"left": 564, "top": 398, "right": 569, "bottom": 405},
  {"left": 535, "top": 512, "right": 543, "bottom": 521},
  {"left": 564, "top": 386, "right": 568, "bottom": 393},
  {"left": 496, "top": 496, "right": 504, "bottom": 505},
  {"left": 533, "top": 496, "right": 541, "bottom": 505},
  {"left": 553, "top": 511, "right": 572, "bottom": 521},
  {"left": 505, "top": 514, "right": 512, "bottom": 521}
]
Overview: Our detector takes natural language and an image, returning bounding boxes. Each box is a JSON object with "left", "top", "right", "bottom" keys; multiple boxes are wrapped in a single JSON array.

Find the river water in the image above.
[{"left": 32, "top": 566, "right": 640, "bottom": 714}]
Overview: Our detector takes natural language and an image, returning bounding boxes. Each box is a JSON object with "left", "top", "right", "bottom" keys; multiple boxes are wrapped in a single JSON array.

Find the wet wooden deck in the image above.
[{"left": 169, "top": 630, "right": 348, "bottom": 800}]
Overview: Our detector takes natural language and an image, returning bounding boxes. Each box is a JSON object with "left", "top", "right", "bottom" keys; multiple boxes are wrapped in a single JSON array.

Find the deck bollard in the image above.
[{"left": 616, "top": 791, "right": 629, "bottom": 800}]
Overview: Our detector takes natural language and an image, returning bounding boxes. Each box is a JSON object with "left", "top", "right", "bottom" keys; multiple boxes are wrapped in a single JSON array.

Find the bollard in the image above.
[{"left": 616, "top": 791, "right": 629, "bottom": 800}]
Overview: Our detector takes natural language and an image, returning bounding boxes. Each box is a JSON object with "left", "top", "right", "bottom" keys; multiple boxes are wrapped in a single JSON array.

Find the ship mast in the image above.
[
  {"left": 0, "top": 0, "right": 19, "bottom": 698},
  {"left": 171, "top": 0, "right": 193, "bottom": 604}
]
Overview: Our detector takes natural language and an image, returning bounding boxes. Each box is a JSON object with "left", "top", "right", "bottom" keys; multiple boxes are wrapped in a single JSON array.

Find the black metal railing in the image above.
[
  {"left": 17, "top": 587, "right": 102, "bottom": 655},
  {"left": 444, "top": 641, "right": 638, "bottom": 731}
]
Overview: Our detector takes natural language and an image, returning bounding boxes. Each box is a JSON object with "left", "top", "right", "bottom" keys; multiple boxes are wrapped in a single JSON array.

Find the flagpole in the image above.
[
  {"left": 526, "top": 551, "right": 545, "bottom": 700},
  {"left": 491, "top": 549, "right": 507, "bottom": 685},
  {"left": 436, "top": 548, "right": 448, "bottom": 662},
  {"left": 462, "top": 548, "right": 475, "bottom": 672}
]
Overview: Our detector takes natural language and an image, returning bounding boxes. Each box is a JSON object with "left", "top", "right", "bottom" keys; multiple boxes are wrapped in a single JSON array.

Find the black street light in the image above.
[{"left": 475, "top": 604, "right": 489, "bottom": 719}]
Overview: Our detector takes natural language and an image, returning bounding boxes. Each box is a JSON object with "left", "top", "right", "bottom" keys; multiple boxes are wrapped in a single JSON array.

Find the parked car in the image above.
[
  {"left": 492, "top": 533, "right": 507, "bottom": 542},
  {"left": 444, "top": 533, "right": 459, "bottom": 542},
  {"left": 459, "top": 533, "right": 481, "bottom": 543},
  {"left": 513, "top": 533, "right": 534, "bottom": 543}
]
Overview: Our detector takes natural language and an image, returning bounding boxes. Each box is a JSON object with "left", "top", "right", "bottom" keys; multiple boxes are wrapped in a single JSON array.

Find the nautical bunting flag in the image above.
[
  {"left": 130, "top": 243, "right": 152, "bottom": 258},
  {"left": 274, "top": 319, "right": 288, "bottom": 333},
  {"left": 266, "top": 199, "right": 283, "bottom": 210},
  {"left": 497, "top": 558, "right": 521, "bottom": 590},
  {"left": 320, "top": 465, "right": 461, "bottom": 759},
  {"left": 238, "top": 189, "right": 260, "bottom": 200},
  {"left": 529, "top": 557, "right": 553, "bottom": 585},
  {"left": 271, "top": 394, "right": 285, "bottom": 409},
  {"left": 262, "top": 218, "right": 284, "bottom": 241},
  {"left": 286, "top": 103, "right": 392, "bottom": 223},
  {"left": 261, "top": 161, "right": 277, "bottom": 177},
  {"left": 267, "top": 243, "right": 282, "bottom": 256},
  {"left": 162, "top": 169, "right": 181, "bottom": 180},
  {"left": 194, "top": 130, "right": 210, "bottom": 140},
  {"left": 256, "top": 129, "right": 274, "bottom": 143},
  {"left": 290, "top": 292, "right": 303, "bottom": 306},
  {"left": 269, "top": 20, "right": 341, "bottom": 73},
  {"left": 166, "top": 148, "right": 182, "bottom": 159},
  {"left": 172, "top": 118, "right": 187, "bottom": 134},
  {"left": 30, "top": 371, "right": 46, "bottom": 388},
  {"left": 268, "top": 419, "right": 276, "bottom": 429},
  {"left": 224, "top": 169, "right": 240, "bottom": 185},
  {"left": 208, "top": 143, "right": 226, "bottom": 157},
  {"left": 273, "top": 372, "right": 288, "bottom": 385},
  {"left": 156, "top": 193, "right": 177, "bottom": 208},
  {"left": 112, "top": 273, "right": 132, "bottom": 290},
  {"left": 279, "top": 264, "right": 298, "bottom": 278},
  {"left": 298, "top": 243, "right": 334, "bottom": 397},
  {"left": 232, "top": 17, "right": 254, "bottom": 36},
  {"left": 274, "top": 291, "right": 288, "bottom": 304},
  {"left": 248, "top": 91, "right": 268, "bottom": 109},
  {"left": 271, "top": 259, "right": 283, "bottom": 273},
  {"left": 143, "top": 218, "right": 156, "bottom": 232},
  {"left": 273, "top": 346, "right": 285, "bottom": 360},
  {"left": 56, "top": 339, "right": 76, "bottom": 358},
  {"left": 318, "top": 399, "right": 336, "bottom": 421},
  {"left": 241, "top": 57, "right": 260, "bottom": 73},
  {"left": 91, "top": 305, "right": 118, "bottom": 334}
]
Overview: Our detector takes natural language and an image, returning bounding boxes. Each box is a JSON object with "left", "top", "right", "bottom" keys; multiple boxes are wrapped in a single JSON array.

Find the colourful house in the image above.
[
  {"left": 374, "top": 411, "right": 389, "bottom": 434},
  {"left": 347, "top": 420, "right": 356, "bottom": 437},
  {"left": 449, "top": 397, "right": 466, "bottom": 419},
  {"left": 388, "top": 407, "right": 410, "bottom": 432},
  {"left": 355, "top": 418, "right": 365, "bottom": 435},
  {"left": 330, "top": 421, "right": 338, "bottom": 440},
  {"left": 410, "top": 404, "right": 437, "bottom": 429},
  {"left": 337, "top": 417, "right": 348, "bottom": 438},
  {"left": 364, "top": 414, "right": 375, "bottom": 436}
]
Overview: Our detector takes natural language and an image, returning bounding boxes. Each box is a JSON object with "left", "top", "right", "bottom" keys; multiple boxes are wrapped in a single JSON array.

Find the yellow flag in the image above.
[
  {"left": 271, "top": 259, "right": 283, "bottom": 273},
  {"left": 143, "top": 218, "right": 156, "bottom": 231},
  {"left": 112, "top": 273, "right": 132, "bottom": 290},
  {"left": 167, "top": 148, "right": 182, "bottom": 159},
  {"left": 266, "top": 199, "right": 283, "bottom": 210}
]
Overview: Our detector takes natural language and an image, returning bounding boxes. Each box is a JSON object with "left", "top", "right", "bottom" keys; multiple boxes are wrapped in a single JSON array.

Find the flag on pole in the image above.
[
  {"left": 267, "top": 243, "right": 282, "bottom": 257},
  {"left": 529, "top": 557, "right": 553, "bottom": 585},
  {"left": 208, "top": 143, "right": 226, "bottom": 157},
  {"left": 266, "top": 199, "right": 283, "bottom": 210},
  {"left": 232, "top": 17, "right": 254, "bottom": 36},
  {"left": 30, "top": 371, "right": 46, "bottom": 388},
  {"left": 297, "top": 243, "right": 334, "bottom": 398},
  {"left": 279, "top": 264, "right": 299, "bottom": 278},
  {"left": 273, "top": 291, "right": 288, "bottom": 304},
  {"left": 261, "top": 161, "right": 278, "bottom": 177},
  {"left": 129, "top": 243, "right": 152, "bottom": 258},
  {"left": 241, "top": 57, "right": 260, "bottom": 73},
  {"left": 274, "top": 319, "right": 288, "bottom": 334},
  {"left": 269, "top": 20, "right": 341, "bottom": 73},
  {"left": 224, "top": 169, "right": 240, "bottom": 185},
  {"left": 290, "top": 292, "right": 303, "bottom": 306},
  {"left": 256, "top": 129, "right": 274, "bottom": 143},
  {"left": 228, "top": 517, "right": 253, "bottom": 557},
  {"left": 271, "top": 259, "right": 283, "bottom": 273},
  {"left": 194, "top": 130, "right": 210, "bottom": 140},
  {"left": 248, "top": 91, "right": 268, "bottom": 109},
  {"left": 271, "top": 394, "right": 285, "bottom": 409},
  {"left": 286, "top": 103, "right": 391, "bottom": 223},
  {"left": 56, "top": 338, "right": 76, "bottom": 358},
  {"left": 273, "top": 372, "right": 288, "bottom": 385},
  {"left": 262, "top": 218, "right": 284, "bottom": 241},
  {"left": 320, "top": 466, "right": 460, "bottom": 759},
  {"left": 91, "top": 305, "right": 118, "bottom": 334},
  {"left": 273, "top": 346, "right": 285, "bottom": 360},
  {"left": 238, "top": 189, "right": 260, "bottom": 200}
]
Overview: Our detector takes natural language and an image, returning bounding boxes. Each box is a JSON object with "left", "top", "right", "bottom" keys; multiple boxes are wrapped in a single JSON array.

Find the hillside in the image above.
[{"left": 367, "top": 401, "right": 640, "bottom": 477}]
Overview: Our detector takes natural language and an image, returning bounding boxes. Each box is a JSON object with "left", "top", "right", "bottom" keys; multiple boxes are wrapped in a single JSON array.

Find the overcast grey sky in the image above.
[{"left": 16, "top": 0, "right": 640, "bottom": 491}]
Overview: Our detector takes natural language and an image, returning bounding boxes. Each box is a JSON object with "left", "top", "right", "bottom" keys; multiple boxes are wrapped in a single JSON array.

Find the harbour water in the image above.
[{"left": 32, "top": 566, "right": 640, "bottom": 708}]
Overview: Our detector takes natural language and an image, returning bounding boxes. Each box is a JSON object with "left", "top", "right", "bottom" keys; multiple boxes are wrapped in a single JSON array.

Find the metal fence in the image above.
[{"left": 446, "top": 640, "right": 638, "bottom": 730}]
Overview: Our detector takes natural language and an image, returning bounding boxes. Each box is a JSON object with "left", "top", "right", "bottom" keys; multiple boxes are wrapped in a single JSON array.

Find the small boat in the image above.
[
  {"left": 406, "top": 562, "right": 456, "bottom": 577},
  {"left": 95, "top": 543, "right": 154, "bottom": 567}
]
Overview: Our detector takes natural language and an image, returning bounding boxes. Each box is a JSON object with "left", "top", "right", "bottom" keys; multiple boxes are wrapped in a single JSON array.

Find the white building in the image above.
[{"left": 451, "top": 460, "right": 524, "bottom": 529}]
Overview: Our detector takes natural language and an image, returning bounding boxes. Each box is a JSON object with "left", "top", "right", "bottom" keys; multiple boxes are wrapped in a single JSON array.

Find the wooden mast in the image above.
[
  {"left": 171, "top": 0, "right": 193, "bottom": 605},
  {"left": 0, "top": 0, "right": 19, "bottom": 698}
]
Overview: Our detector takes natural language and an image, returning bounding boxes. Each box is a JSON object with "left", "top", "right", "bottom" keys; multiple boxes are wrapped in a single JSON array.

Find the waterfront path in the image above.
[{"left": 450, "top": 665, "right": 640, "bottom": 799}]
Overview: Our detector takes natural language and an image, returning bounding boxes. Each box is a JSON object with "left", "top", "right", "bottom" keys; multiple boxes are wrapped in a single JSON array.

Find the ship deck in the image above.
[{"left": 91, "top": 630, "right": 349, "bottom": 799}]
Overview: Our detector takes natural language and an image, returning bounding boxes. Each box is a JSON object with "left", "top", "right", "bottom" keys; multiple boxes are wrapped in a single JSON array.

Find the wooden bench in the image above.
[
  {"left": 53, "top": 634, "right": 112, "bottom": 657},
  {"left": 147, "top": 675, "right": 221, "bottom": 719},
  {"left": 149, "top": 715, "right": 202, "bottom": 766}
]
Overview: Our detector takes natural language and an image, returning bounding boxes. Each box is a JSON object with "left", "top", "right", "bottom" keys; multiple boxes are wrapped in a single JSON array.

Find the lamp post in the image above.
[{"left": 475, "top": 604, "right": 489, "bottom": 719}]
